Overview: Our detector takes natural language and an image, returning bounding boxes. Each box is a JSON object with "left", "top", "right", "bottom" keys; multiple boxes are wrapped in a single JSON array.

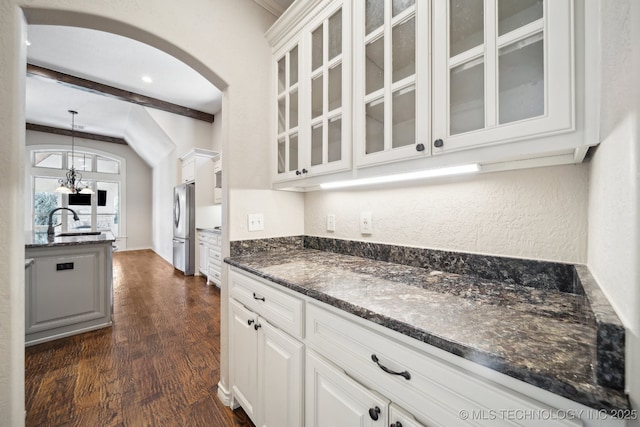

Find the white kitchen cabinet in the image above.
[
  {"left": 181, "top": 156, "right": 196, "bottom": 183},
  {"left": 306, "top": 302, "right": 581, "bottom": 427},
  {"left": 229, "top": 271, "right": 304, "bottom": 427},
  {"left": 198, "top": 229, "right": 221, "bottom": 286},
  {"left": 272, "top": 0, "right": 351, "bottom": 183},
  {"left": 25, "top": 242, "right": 113, "bottom": 346},
  {"left": 389, "top": 403, "right": 426, "bottom": 427},
  {"left": 213, "top": 157, "right": 222, "bottom": 205},
  {"left": 268, "top": 0, "right": 593, "bottom": 188},
  {"left": 306, "top": 349, "right": 390, "bottom": 427}
]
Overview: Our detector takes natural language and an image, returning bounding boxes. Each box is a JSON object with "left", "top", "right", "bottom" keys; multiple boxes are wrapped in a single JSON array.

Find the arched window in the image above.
[{"left": 28, "top": 146, "right": 126, "bottom": 237}]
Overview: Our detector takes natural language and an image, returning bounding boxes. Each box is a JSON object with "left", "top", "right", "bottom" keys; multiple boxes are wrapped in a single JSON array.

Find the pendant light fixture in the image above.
[{"left": 55, "top": 110, "right": 94, "bottom": 194}]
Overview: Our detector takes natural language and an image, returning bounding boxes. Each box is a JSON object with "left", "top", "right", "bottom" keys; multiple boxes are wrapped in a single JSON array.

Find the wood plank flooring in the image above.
[{"left": 25, "top": 249, "right": 255, "bottom": 427}]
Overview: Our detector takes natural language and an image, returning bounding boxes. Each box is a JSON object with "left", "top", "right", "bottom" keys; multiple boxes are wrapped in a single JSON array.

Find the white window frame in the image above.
[{"left": 27, "top": 144, "right": 127, "bottom": 238}]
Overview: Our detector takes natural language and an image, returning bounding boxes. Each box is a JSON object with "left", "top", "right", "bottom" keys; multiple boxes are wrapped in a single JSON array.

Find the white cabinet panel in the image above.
[
  {"left": 306, "top": 350, "right": 389, "bottom": 427},
  {"left": 230, "top": 299, "right": 259, "bottom": 420},
  {"left": 259, "top": 319, "right": 304, "bottom": 427}
]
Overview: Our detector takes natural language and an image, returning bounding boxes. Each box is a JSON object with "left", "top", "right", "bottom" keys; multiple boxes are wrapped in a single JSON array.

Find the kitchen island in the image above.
[
  {"left": 225, "top": 237, "right": 630, "bottom": 426},
  {"left": 25, "top": 231, "right": 115, "bottom": 346}
]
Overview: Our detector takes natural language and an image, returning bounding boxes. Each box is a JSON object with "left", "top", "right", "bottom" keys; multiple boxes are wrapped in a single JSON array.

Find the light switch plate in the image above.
[
  {"left": 360, "top": 212, "right": 372, "bottom": 234},
  {"left": 247, "top": 213, "right": 264, "bottom": 231},
  {"left": 327, "top": 214, "right": 336, "bottom": 232}
]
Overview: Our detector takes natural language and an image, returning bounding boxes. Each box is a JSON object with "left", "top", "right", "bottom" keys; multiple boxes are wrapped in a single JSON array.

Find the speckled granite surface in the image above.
[
  {"left": 226, "top": 239, "right": 629, "bottom": 411},
  {"left": 25, "top": 231, "right": 116, "bottom": 248}
]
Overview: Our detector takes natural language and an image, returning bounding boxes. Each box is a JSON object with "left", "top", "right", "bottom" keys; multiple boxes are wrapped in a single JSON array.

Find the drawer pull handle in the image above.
[
  {"left": 391, "top": 423, "right": 403, "bottom": 427},
  {"left": 252, "top": 292, "right": 265, "bottom": 302},
  {"left": 247, "top": 319, "right": 255, "bottom": 326},
  {"left": 369, "top": 406, "right": 380, "bottom": 421},
  {"left": 371, "top": 354, "right": 411, "bottom": 380},
  {"left": 254, "top": 322, "right": 262, "bottom": 331}
]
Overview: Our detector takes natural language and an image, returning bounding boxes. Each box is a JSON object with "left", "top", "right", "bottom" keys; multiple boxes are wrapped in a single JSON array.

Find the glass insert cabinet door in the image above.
[
  {"left": 432, "top": 0, "right": 574, "bottom": 153},
  {"left": 355, "top": 0, "right": 429, "bottom": 168},
  {"left": 307, "top": 3, "right": 351, "bottom": 176},
  {"left": 275, "top": 44, "right": 301, "bottom": 178}
]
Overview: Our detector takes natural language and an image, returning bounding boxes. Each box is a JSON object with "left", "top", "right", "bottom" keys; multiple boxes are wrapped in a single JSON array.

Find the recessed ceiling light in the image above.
[
  {"left": 26, "top": 40, "right": 31, "bottom": 46},
  {"left": 141, "top": 75, "right": 153, "bottom": 83}
]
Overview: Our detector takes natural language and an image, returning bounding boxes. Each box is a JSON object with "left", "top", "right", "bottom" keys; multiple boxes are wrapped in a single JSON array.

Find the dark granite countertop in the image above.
[
  {"left": 25, "top": 230, "right": 116, "bottom": 248},
  {"left": 225, "top": 247, "right": 629, "bottom": 411}
]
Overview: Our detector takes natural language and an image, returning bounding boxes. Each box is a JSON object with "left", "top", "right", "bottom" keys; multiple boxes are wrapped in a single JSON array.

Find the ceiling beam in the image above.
[
  {"left": 26, "top": 122, "right": 129, "bottom": 145},
  {"left": 27, "top": 63, "right": 215, "bottom": 123}
]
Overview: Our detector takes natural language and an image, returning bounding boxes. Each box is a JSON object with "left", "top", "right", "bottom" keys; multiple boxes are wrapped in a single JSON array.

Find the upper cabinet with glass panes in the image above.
[
  {"left": 268, "top": 0, "right": 592, "bottom": 187},
  {"left": 272, "top": 0, "right": 350, "bottom": 182},
  {"left": 431, "top": 0, "right": 574, "bottom": 154}
]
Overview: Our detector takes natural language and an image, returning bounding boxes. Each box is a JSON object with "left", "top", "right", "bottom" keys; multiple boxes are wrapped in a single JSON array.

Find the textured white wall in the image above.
[
  {"left": 587, "top": 0, "right": 640, "bottom": 420},
  {"left": 230, "top": 189, "right": 305, "bottom": 241},
  {"left": 306, "top": 164, "right": 589, "bottom": 263}
]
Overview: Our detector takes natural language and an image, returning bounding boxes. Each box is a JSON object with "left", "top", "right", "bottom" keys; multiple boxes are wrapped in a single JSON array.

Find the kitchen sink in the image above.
[{"left": 56, "top": 231, "right": 102, "bottom": 237}]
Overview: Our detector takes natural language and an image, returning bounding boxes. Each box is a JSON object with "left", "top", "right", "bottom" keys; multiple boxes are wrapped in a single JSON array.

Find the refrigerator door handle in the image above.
[
  {"left": 174, "top": 194, "right": 181, "bottom": 228},
  {"left": 173, "top": 239, "right": 184, "bottom": 244}
]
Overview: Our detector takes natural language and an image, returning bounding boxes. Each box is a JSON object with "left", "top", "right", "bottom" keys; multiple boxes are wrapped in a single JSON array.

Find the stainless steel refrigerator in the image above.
[{"left": 173, "top": 182, "right": 195, "bottom": 275}]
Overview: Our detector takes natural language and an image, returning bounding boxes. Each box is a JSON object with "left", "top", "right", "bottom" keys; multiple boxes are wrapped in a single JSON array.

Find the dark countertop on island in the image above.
[
  {"left": 225, "top": 244, "right": 629, "bottom": 412},
  {"left": 25, "top": 231, "right": 116, "bottom": 248}
]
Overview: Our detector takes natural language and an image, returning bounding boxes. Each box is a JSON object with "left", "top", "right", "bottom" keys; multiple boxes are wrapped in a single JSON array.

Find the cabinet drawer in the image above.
[
  {"left": 230, "top": 269, "right": 303, "bottom": 339},
  {"left": 306, "top": 303, "right": 580, "bottom": 427},
  {"left": 208, "top": 248, "right": 222, "bottom": 263}
]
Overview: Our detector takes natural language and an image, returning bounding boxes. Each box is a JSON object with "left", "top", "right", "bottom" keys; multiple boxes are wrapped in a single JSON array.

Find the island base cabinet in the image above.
[
  {"left": 229, "top": 299, "right": 303, "bottom": 427},
  {"left": 305, "top": 349, "right": 391, "bottom": 427},
  {"left": 25, "top": 243, "right": 112, "bottom": 346}
]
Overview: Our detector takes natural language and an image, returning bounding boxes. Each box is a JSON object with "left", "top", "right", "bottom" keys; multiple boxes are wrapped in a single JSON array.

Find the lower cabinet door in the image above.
[
  {"left": 258, "top": 320, "right": 304, "bottom": 427},
  {"left": 306, "top": 350, "right": 390, "bottom": 427},
  {"left": 230, "top": 299, "right": 259, "bottom": 421},
  {"left": 389, "top": 403, "right": 426, "bottom": 427}
]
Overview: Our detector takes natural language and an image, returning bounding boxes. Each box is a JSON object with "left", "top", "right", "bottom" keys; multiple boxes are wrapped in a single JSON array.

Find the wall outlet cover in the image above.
[
  {"left": 327, "top": 214, "right": 336, "bottom": 232},
  {"left": 360, "top": 212, "right": 372, "bottom": 234},
  {"left": 247, "top": 213, "right": 264, "bottom": 231}
]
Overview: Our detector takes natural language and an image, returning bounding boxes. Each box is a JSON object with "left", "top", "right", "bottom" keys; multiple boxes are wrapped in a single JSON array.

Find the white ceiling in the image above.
[
  {"left": 25, "top": 0, "right": 295, "bottom": 145},
  {"left": 25, "top": 25, "right": 223, "bottom": 137}
]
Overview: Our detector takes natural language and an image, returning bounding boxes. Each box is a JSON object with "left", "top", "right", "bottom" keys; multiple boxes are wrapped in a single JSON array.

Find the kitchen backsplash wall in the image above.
[{"left": 305, "top": 164, "right": 589, "bottom": 264}]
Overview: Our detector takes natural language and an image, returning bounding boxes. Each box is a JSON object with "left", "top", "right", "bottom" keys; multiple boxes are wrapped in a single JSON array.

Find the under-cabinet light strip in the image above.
[{"left": 320, "top": 163, "right": 480, "bottom": 190}]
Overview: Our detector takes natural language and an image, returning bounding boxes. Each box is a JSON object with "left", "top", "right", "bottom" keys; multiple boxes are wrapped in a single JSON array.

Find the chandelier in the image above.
[{"left": 55, "top": 110, "right": 94, "bottom": 194}]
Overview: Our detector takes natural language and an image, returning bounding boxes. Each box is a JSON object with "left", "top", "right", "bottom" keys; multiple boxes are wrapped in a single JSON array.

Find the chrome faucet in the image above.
[{"left": 47, "top": 207, "right": 80, "bottom": 237}]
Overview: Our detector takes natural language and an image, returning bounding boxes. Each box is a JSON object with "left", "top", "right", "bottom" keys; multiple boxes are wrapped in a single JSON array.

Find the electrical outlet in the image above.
[
  {"left": 360, "top": 212, "right": 372, "bottom": 234},
  {"left": 327, "top": 214, "right": 336, "bottom": 232},
  {"left": 247, "top": 213, "right": 264, "bottom": 231}
]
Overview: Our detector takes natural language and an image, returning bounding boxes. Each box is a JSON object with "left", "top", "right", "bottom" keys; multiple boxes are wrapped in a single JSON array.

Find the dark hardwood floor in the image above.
[{"left": 25, "top": 249, "right": 255, "bottom": 427}]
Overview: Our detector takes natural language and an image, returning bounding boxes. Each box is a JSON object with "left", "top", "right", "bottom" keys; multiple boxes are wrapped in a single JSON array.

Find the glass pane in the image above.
[
  {"left": 290, "top": 89, "right": 298, "bottom": 128},
  {"left": 392, "top": 85, "right": 416, "bottom": 148},
  {"left": 289, "top": 133, "right": 298, "bottom": 171},
  {"left": 311, "top": 75, "right": 323, "bottom": 118},
  {"left": 450, "top": 59, "right": 485, "bottom": 135},
  {"left": 278, "top": 57, "right": 286, "bottom": 93},
  {"left": 311, "top": 124, "right": 323, "bottom": 166},
  {"left": 312, "top": 26, "right": 323, "bottom": 71},
  {"left": 328, "top": 9, "right": 342, "bottom": 60},
  {"left": 499, "top": 36, "right": 544, "bottom": 124},
  {"left": 499, "top": 0, "right": 543, "bottom": 36},
  {"left": 328, "top": 116, "right": 342, "bottom": 162},
  {"left": 33, "top": 177, "right": 63, "bottom": 229},
  {"left": 392, "top": 17, "right": 415, "bottom": 82},
  {"left": 450, "top": 0, "right": 484, "bottom": 57},
  {"left": 97, "top": 181, "right": 119, "bottom": 235},
  {"left": 328, "top": 64, "right": 342, "bottom": 111},
  {"left": 290, "top": 46, "right": 298, "bottom": 85},
  {"left": 366, "top": 36, "right": 384, "bottom": 95},
  {"left": 96, "top": 156, "right": 119, "bottom": 174},
  {"left": 393, "top": 0, "right": 415, "bottom": 17},
  {"left": 34, "top": 151, "right": 62, "bottom": 169},
  {"left": 277, "top": 138, "right": 286, "bottom": 174},
  {"left": 366, "top": 0, "right": 384, "bottom": 35},
  {"left": 278, "top": 97, "right": 286, "bottom": 133},
  {"left": 366, "top": 98, "right": 385, "bottom": 154},
  {"left": 68, "top": 153, "right": 92, "bottom": 171}
]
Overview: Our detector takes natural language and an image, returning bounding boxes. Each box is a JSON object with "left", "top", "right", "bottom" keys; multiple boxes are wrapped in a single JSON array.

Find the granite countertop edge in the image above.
[
  {"left": 224, "top": 255, "right": 629, "bottom": 412},
  {"left": 25, "top": 231, "right": 116, "bottom": 248}
]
